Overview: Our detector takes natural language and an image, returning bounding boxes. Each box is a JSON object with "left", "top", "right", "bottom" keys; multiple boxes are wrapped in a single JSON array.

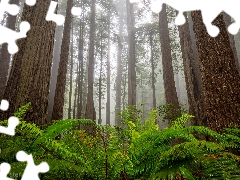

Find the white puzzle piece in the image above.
[
  {"left": 0, "top": 0, "right": 19, "bottom": 22},
  {"left": 16, "top": 151, "right": 49, "bottom": 180},
  {"left": 0, "top": 100, "right": 9, "bottom": 111},
  {"left": 0, "top": 21, "right": 30, "bottom": 54},
  {"left": 131, "top": 0, "right": 240, "bottom": 37},
  {"left": 0, "top": 163, "right": 14, "bottom": 180},
  {"left": 25, "top": 0, "right": 36, "bottom": 6},
  {"left": 71, "top": 7, "right": 82, "bottom": 16},
  {"left": 46, "top": 1, "right": 65, "bottom": 26},
  {"left": 0, "top": 116, "right": 19, "bottom": 136}
]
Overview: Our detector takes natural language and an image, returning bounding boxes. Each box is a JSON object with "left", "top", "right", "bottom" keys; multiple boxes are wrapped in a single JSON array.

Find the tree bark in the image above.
[
  {"left": 126, "top": 0, "right": 136, "bottom": 106},
  {"left": 191, "top": 11, "right": 240, "bottom": 132},
  {"left": 115, "top": 8, "right": 124, "bottom": 125},
  {"left": 0, "top": 0, "right": 19, "bottom": 100},
  {"left": 77, "top": 3, "right": 85, "bottom": 119},
  {"left": 178, "top": 12, "right": 206, "bottom": 126},
  {"left": 150, "top": 31, "right": 156, "bottom": 109},
  {"left": 52, "top": 0, "right": 73, "bottom": 120},
  {"left": 85, "top": 0, "right": 96, "bottom": 134},
  {"left": 222, "top": 12, "right": 240, "bottom": 74},
  {"left": 106, "top": 17, "right": 111, "bottom": 125},
  {"left": 159, "top": 4, "right": 180, "bottom": 125},
  {"left": 68, "top": 25, "right": 74, "bottom": 119},
  {"left": 1, "top": 0, "right": 57, "bottom": 125}
]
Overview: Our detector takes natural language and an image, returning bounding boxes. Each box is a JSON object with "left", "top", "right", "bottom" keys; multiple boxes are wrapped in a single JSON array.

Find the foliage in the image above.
[
  {"left": 1, "top": 104, "right": 240, "bottom": 179},
  {"left": 157, "top": 103, "right": 188, "bottom": 123}
]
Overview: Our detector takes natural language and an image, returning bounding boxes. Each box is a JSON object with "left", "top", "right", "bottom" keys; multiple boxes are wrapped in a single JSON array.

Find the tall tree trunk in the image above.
[
  {"left": 122, "top": 73, "right": 127, "bottom": 110},
  {"left": 126, "top": 0, "right": 136, "bottom": 106},
  {"left": 98, "top": 32, "right": 103, "bottom": 125},
  {"left": 149, "top": 31, "right": 156, "bottom": 109},
  {"left": 115, "top": 9, "right": 124, "bottom": 125},
  {"left": 68, "top": 25, "right": 74, "bottom": 119},
  {"left": 73, "top": 64, "right": 79, "bottom": 119},
  {"left": 77, "top": 4, "right": 85, "bottom": 119},
  {"left": 178, "top": 12, "right": 206, "bottom": 126},
  {"left": 47, "top": 25, "right": 64, "bottom": 121},
  {"left": 1, "top": 0, "right": 57, "bottom": 125},
  {"left": 159, "top": 4, "right": 180, "bottom": 125},
  {"left": 191, "top": 11, "right": 240, "bottom": 133},
  {"left": 222, "top": 13, "right": 240, "bottom": 74},
  {"left": 0, "top": 0, "right": 19, "bottom": 100},
  {"left": 85, "top": 0, "right": 96, "bottom": 134},
  {"left": 106, "top": 17, "right": 111, "bottom": 125},
  {"left": 52, "top": 0, "right": 73, "bottom": 120}
]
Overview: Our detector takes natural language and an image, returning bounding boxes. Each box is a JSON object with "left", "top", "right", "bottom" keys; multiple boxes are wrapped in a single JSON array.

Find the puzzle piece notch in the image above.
[
  {"left": 25, "top": 0, "right": 36, "bottom": 6},
  {"left": 46, "top": 1, "right": 65, "bottom": 26},
  {"left": 0, "top": 0, "right": 19, "bottom": 22},
  {"left": 0, "top": 163, "right": 14, "bottom": 180},
  {"left": 71, "top": 7, "right": 82, "bottom": 16},
  {"left": 16, "top": 151, "right": 49, "bottom": 180},
  {"left": 0, "top": 21, "right": 30, "bottom": 54},
  {"left": 0, "top": 100, "right": 9, "bottom": 111},
  {"left": 0, "top": 116, "right": 19, "bottom": 136},
  {"left": 135, "top": 0, "right": 240, "bottom": 37}
]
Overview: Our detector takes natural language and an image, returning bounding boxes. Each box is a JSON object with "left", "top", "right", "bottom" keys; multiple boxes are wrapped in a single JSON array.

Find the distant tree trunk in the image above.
[
  {"left": 1, "top": 0, "right": 56, "bottom": 125},
  {"left": 115, "top": 9, "right": 124, "bottom": 125},
  {"left": 68, "top": 26, "right": 74, "bottom": 119},
  {"left": 122, "top": 73, "right": 127, "bottom": 110},
  {"left": 178, "top": 12, "right": 206, "bottom": 126},
  {"left": 77, "top": 7, "right": 85, "bottom": 119},
  {"left": 106, "top": 17, "right": 111, "bottom": 125},
  {"left": 159, "top": 4, "right": 180, "bottom": 124},
  {"left": 175, "top": 73, "right": 181, "bottom": 100},
  {"left": 0, "top": 0, "right": 19, "bottom": 100},
  {"left": 149, "top": 31, "right": 156, "bottom": 109},
  {"left": 126, "top": 0, "right": 136, "bottom": 106},
  {"left": 85, "top": 0, "right": 96, "bottom": 134},
  {"left": 73, "top": 64, "right": 79, "bottom": 119},
  {"left": 98, "top": 33, "right": 103, "bottom": 125},
  {"left": 47, "top": 25, "right": 64, "bottom": 121},
  {"left": 52, "top": 0, "right": 73, "bottom": 121},
  {"left": 222, "top": 13, "right": 240, "bottom": 74},
  {"left": 191, "top": 11, "right": 240, "bottom": 133}
]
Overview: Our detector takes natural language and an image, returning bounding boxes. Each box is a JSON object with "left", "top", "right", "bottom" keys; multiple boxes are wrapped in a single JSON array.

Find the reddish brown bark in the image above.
[
  {"left": 191, "top": 11, "right": 240, "bottom": 132},
  {"left": 52, "top": 0, "right": 73, "bottom": 120},
  {"left": 159, "top": 4, "right": 180, "bottom": 125},
  {"left": 0, "top": 0, "right": 19, "bottom": 100},
  {"left": 178, "top": 12, "right": 206, "bottom": 126},
  {"left": 1, "top": 0, "right": 57, "bottom": 125}
]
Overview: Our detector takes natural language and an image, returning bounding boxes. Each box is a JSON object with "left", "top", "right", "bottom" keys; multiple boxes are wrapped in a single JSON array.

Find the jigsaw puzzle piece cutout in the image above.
[
  {"left": 0, "top": 21, "right": 30, "bottom": 54},
  {"left": 0, "top": 162, "right": 14, "bottom": 180},
  {"left": 0, "top": 100, "right": 9, "bottom": 111},
  {"left": 16, "top": 151, "right": 49, "bottom": 180},
  {"left": 0, "top": 116, "right": 19, "bottom": 136},
  {"left": 25, "top": 0, "right": 36, "bottom": 6},
  {"left": 0, "top": 0, "right": 19, "bottom": 21},
  {"left": 46, "top": 1, "right": 65, "bottom": 26},
  {"left": 71, "top": 7, "right": 82, "bottom": 16},
  {"left": 129, "top": 0, "right": 140, "bottom": 3}
]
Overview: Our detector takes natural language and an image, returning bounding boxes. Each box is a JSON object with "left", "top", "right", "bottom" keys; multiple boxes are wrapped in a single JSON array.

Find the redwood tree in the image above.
[
  {"left": 126, "top": 0, "right": 136, "bottom": 106},
  {"left": 52, "top": 0, "right": 73, "bottom": 121},
  {"left": 1, "top": 0, "right": 57, "bottom": 125},
  {"left": 0, "top": 0, "right": 19, "bottom": 100},
  {"left": 159, "top": 4, "right": 180, "bottom": 126},
  {"left": 191, "top": 11, "right": 240, "bottom": 132},
  {"left": 85, "top": 0, "right": 96, "bottom": 126},
  {"left": 178, "top": 12, "right": 206, "bottom": 126}
]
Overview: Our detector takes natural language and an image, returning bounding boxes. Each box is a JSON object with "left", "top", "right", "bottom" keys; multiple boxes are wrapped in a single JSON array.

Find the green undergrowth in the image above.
[{"left": 0, "top": 104, "right": 240, "bottom": 179}]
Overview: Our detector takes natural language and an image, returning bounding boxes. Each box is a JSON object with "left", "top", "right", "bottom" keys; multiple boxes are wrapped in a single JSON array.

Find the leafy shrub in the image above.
[{"left": 0, "top": 104, "right": 240, "bottom": 179}]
